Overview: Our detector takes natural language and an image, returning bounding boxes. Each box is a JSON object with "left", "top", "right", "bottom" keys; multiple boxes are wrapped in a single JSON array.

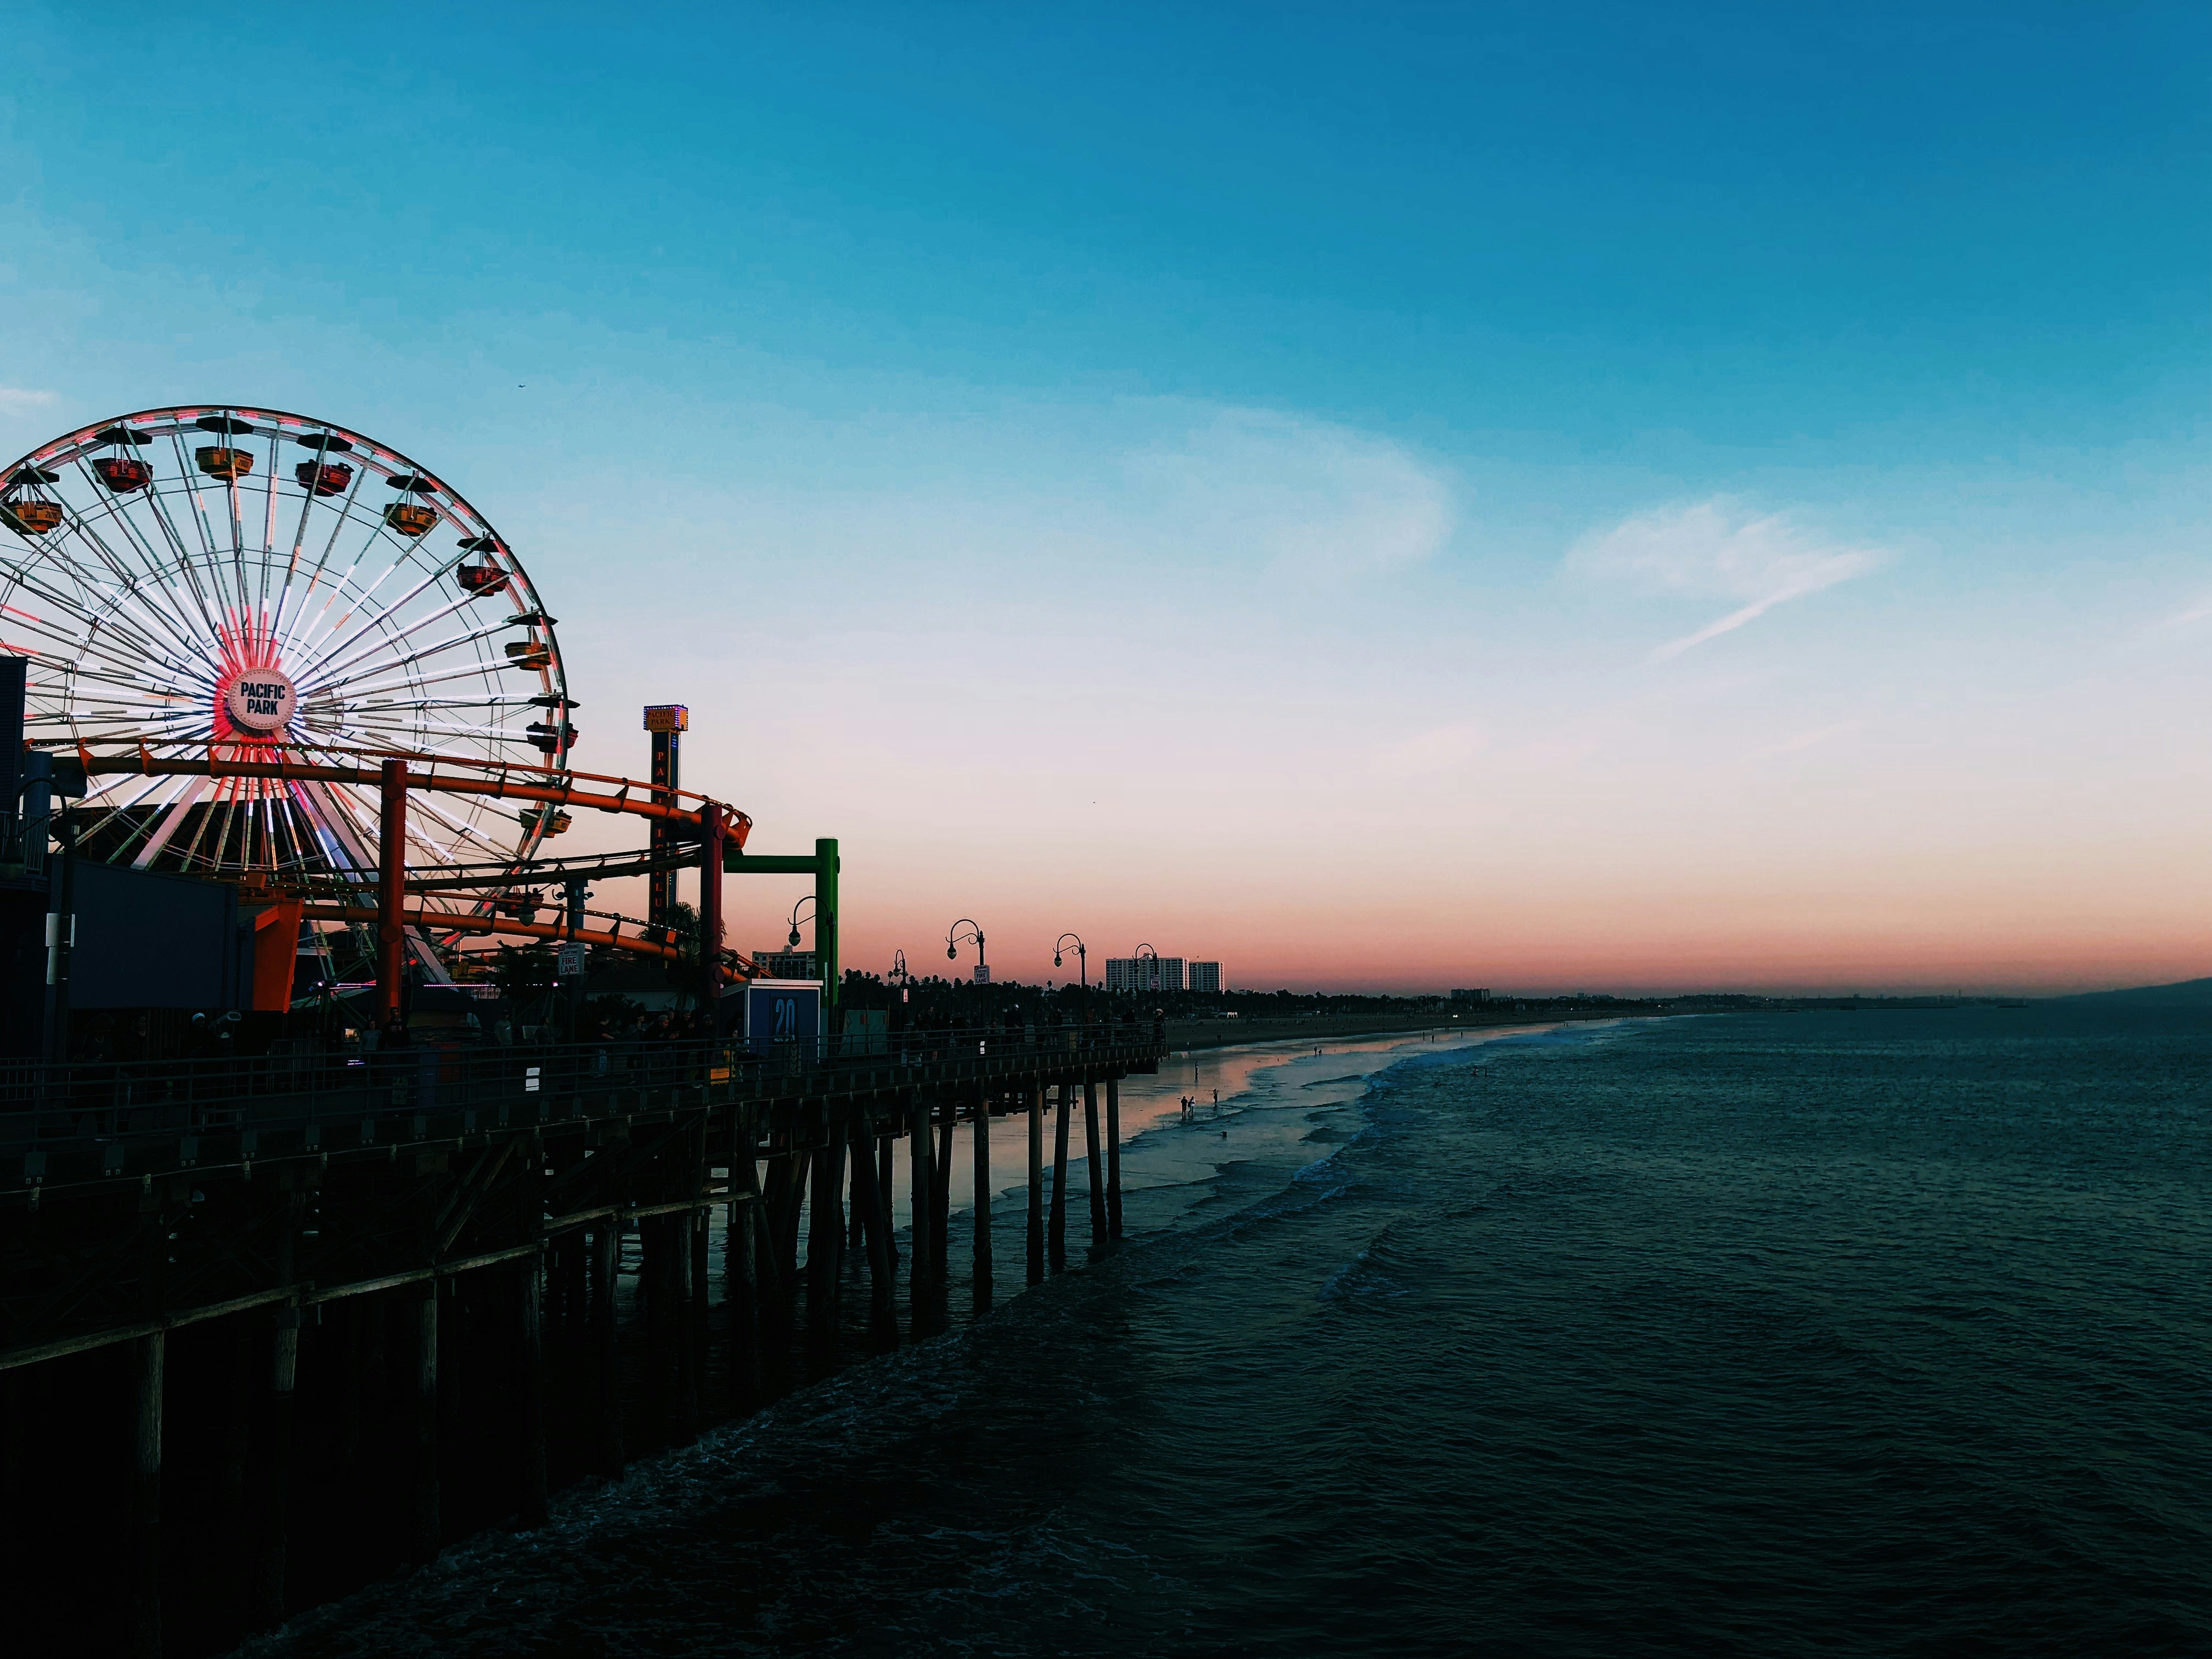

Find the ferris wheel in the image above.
[{"left": 0, "top": 405, "right": 575, "bottom": 957}]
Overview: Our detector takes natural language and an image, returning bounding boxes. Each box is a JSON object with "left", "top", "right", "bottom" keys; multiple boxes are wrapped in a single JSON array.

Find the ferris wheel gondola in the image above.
[{"left": 0, "top": 404, "right": 577, "bottom": 976}]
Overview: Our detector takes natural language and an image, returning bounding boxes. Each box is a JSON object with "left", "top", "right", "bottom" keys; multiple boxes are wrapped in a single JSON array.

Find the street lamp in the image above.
[
  {"left": 947, "top": 918, "right": 985, "bottom": 986},
  {"left": 949, "top": 919, "right": 986, "bottom": 1034},
  {"left": 1134, "top": 941, "right": 1160, "bottom": 1002},
  {"left": 787, "top": 894, "right": 816, "bottom": 952},
  {"left": 1054, "top": 933, "right": 1088, "bottom": 1025}
]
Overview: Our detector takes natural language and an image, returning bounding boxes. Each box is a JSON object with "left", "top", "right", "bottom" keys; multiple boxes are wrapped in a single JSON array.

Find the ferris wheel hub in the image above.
[{"left": 221, "top": 668, "right": 297, "bottom": 736}]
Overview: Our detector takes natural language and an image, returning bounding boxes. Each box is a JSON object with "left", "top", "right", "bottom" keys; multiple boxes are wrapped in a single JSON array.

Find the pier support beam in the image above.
[
  {"left": 255, "top": 1192, "right": 303, "bottom": 1630},
  {"left": 591, "top": 1226, "right": 624, "bottom": 1477},
  {"left": 933, "top": 1102, "right": 954, "bottom": 1282},
  {"left": 807, "top": 1116, "right": 845, "bottom": 1373},
  {"left": 253, "top": 1304, "right": 299, "bottom": 1628},
  {"left": 878, "top": 1133, "right": 898, "bottom": 1264},
  {"left": 848, "top": 1111, "right": 899, "bottom": 1352},
  {"left": 676, "top": 1189, "right": 701, "bottom": 1443},
  {"left": 909, "top": 1093, "right": 935, "bottom": 1339},
  {"left": 517, "top": 1262, "right": 549, "bottom": 1527},
  {"left": 131, "top": 1331, "right": 163, "bottom": 1659},
  {"left": 1083, "top": 1077, "right": 1105, "bottom": 1259},
  {"left": 972, "top": 1087, "right": 992, "bottom": 1309},
  {"left": 1026, "top": 1081, "right": 1045, "bottom": 1286},
  {"left": 1049, "top": 1080, "right": 1071, "bottom": 1273},
  {"left": 729, "top": 1124, "right": 763, "bottom": 1409},
  {"left": 412, "top": 1285, "right": 439, "bottom": 1562},
  {"left": 1106, "top": 1077, "right": 1123, "bottom": 1244}
]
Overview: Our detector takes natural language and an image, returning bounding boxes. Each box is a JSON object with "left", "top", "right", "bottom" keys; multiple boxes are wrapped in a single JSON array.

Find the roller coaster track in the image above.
[{"left": 55, "top": 741, "right": 758, "bottom": 978}]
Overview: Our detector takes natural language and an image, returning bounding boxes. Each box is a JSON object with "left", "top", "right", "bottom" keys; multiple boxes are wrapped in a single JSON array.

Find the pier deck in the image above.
[{"left": 0, "top": 1023, "right": 1165, "bottom": 1657}]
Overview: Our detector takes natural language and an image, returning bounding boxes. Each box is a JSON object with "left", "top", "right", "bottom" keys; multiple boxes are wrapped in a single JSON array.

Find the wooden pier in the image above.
[{"left": 0, "top": 1023, "right": 1164, "bottom": 1657}]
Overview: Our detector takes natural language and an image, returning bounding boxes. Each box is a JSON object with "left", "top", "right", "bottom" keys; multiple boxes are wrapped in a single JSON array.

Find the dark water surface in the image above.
[{"left": 245, "top": 1008, "right": 2212, "bottom": 1657}]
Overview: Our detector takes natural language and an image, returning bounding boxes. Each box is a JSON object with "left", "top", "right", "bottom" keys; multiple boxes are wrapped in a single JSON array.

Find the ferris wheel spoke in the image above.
[
  {"left": 126, "top": 774, "right": 211, "bottom": 869},
  {"left": 293, "top": 574, "right": 481, "bottom": 691},
  {"left": 192, "top": 778, "right": 236, "bottom": 873},
  {"left": 221, "top": 464, "right": 251, "bottom": 618},
  {"left": 256, "top": 430, "right": 281, "bottom": 619},
  {"left": 40, "top": 492, "right": 210, "bottom": 668},
  {"left": 284, "top": 546, "right": 387, "bottom": 668},
  {"left": 72, "top": 763, "right": 190, "bottom": 848},
  {"left": 160, "top": 433, "right": 222, "bottom": 569},
  {"left": 270, "top": 445, "right": 345, "bottom": 649},
  {"left": 404, "top": 785, "right": 515, "bottom": 856},
  {"left": 304, "top": 616, "right": 527, "bottom": 702},
  {"left": 270, "top": 783, "right": 320, "bottom": 877},
  {"left": 78, "top": 499, "right": 227, "bottom": 664},
  {"left": 289, "top": 781, "right": 379, "bottom": 889},
  {"left": 325, "top": 723, "right": 543, "bottom": 775},
  {"left": 287, "top": 502, "right": 422, "bottom": 665},
  {"left": 60, "top": 472, "right": 195, "bottom": 604},
  {"left": 136, "top": 477, "right": 232, "bottom": 647},
  {"left": 275, "top": 461, "right": 381, "bottom": 661},
  {"left": 171, "top": 775, "right": 228, "bottom": 871},
  {"left": 0, "top": 559, "right": 166, "bottom": 653},
  {"left": 342, "top": 710, "right": 540, "bottom": 746},
  {"left": 270, "top": 464, "right": 320, "bottom": 630},
  {"left": 288, "top": 543, "right": 470, "bottom": 677},
  {"left": 306, "top": 653, "right": 510, "bottom": 714},
  {"left": 399, "top": 809, "right": 476, "bottom": 872},
  {"left": 324, "top": 661, "right": 512, "bottom": 704}
]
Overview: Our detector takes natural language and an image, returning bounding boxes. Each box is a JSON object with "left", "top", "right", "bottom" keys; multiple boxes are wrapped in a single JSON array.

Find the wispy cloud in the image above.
[
  {"left": 1127, "top": 407, "right": 1455, "bottom": 578},
  {"left": 2152, "top": 592, "right": 2212, "bottom": 630},
  {"left": 1568, "top": 496, "right": 1882, "bottom": 661},
  {"left": 0, "top": 388, "right": 55, "bottom": 414},
  {"left": 1373, "top": 720, "right": 1486, "bottom": 779}
]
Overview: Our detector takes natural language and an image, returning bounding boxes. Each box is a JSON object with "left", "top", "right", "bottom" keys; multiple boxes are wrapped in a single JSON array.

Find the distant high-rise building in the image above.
[
  {"left": 1188, "top": 961, "right": 1222, "bottom": 995},
  {"left": 1105, "top": 956, "right": 1184, "bottom": 994},
  {"left": 754, "top": 949, "right": 817, "bottom": 981},
  {"left": 1450, "top": 988, "right": 1492, "bottom": 1003}
]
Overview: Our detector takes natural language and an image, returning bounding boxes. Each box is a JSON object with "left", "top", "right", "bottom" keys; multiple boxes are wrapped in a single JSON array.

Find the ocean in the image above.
[{"left": 241, "top": 1008, "right": 2212, "bottom": 1657}]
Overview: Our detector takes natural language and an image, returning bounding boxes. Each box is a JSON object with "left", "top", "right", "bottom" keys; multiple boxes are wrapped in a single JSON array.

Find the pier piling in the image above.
[
  {"left": 806, "top": 1119, "right": 845, "bottom": 1373},
  {"left": 1083, "top": 1077, "right": 1105, "bottom": 1258},
  {"left": 0, "top": 1024, "right": 1166, "bottom": 1651},
  {"left": 972, "top": 1087, "right": 993, "bottom": 1309},
  {"left": 412, "top": 1285, "right": 440, "bottom": 1561},
  {"left": 847, "top": 1113, "right": 898, "bottom": 1352},
  {"left": 1105, "top": 1077, "right": 1123, "bottom": 1244},
  {"left": 517, "top": 1263, "right": 549, "bottom": 1528},
  {"left": 591, "top": 1225, "right": 624, "bottom": 1477},
  {"left": 131, "top": 1330, "right": 163, "bottom": 1659},
  {"left": 1026, "top": 1081, "right": 1045, "bottom": 1286},
  {"left": 908, "top": 1092, "right": 935, "bottom": 1336}
]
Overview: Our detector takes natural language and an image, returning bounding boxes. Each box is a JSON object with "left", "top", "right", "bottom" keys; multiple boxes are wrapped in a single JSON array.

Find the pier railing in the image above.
[{"left": 0, "top": 1022, "right": 1165, "bottom": 1195}]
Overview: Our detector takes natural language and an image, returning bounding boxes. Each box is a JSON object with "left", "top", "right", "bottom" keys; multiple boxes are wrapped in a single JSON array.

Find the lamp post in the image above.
[
  {"left": 1134, "top": 942, "right": 1160, "bottom": 1007},
  {"left": 1053, "top": 933, "right": 1088, "bottom": 1026},
  {"left": 947, "top": 919, "right": 985, "bottom": 1002},
  {"left": 786, "top": 895, "right": 816, "bottom": 957}
]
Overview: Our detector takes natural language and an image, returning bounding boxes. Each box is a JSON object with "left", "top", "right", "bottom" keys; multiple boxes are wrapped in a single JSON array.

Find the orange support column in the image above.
[
  {"left": 249, "top": 898, "right": 306, "bottom": 1012},
  {"left": 377, "top": 758, "right": 408, "bottom": 1027}
]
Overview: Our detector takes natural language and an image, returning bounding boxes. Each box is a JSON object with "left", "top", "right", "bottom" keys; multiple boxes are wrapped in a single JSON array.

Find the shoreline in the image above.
[{"left": 1163, "top": 1006, "right": 1667, "bottom": 1053}]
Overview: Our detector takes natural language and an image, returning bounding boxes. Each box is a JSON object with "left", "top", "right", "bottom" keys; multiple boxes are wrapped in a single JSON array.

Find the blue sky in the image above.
[{"left": 3, "top": 3, "right": 2207, "bottom": 991}]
